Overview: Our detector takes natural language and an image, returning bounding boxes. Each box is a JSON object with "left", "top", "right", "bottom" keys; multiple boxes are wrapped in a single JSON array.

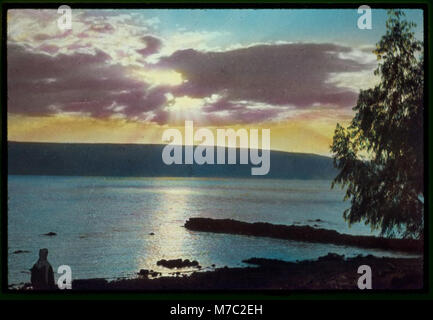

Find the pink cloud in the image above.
[
  {"left": 37, "top": 44, "right": 60, "bottom": 54},
  {"left": 136, "top": 36, "right": 162, "bottom": 57},
  {"left": 33, "top": 29, "right": 73, "bottom": 41},
  {"left": 7, "top": 44, "right": 167, "bottom": 119},
  {"left": 89, "top": 23, "right": 115, "bottom": 34},
  {"left": 7, "top": 40, "right": 376, "bottom": 126},
  {"left": 158, "top": 43, "right": 374, "bottom": 109}
]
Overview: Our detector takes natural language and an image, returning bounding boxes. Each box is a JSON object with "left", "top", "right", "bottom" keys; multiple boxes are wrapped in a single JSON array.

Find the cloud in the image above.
[
  {"left": 7, "top": 9, "right": 378, "bottom": 126},
  {"left": 7, "top": 9, "right": 161, "bottom": 67},
  {"left": 89, "top": 22, "right": 115, "bottom": 34},
  {"left": 157, "top": 43, "right": 376, "bottom": 110},
  {"left": 8, "top": 41, "right": 376, "bottom": 125},
  {"left": 136, "top": 36, "right": 163, "bottom": 57},
  {"left": 7, "top": 44, "right": 167, "bottom": 119}
]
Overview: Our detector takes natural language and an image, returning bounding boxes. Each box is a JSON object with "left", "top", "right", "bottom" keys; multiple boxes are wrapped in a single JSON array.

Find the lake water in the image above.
[{"left": 8, "top": 175, "right": 417, "bottom": 285}]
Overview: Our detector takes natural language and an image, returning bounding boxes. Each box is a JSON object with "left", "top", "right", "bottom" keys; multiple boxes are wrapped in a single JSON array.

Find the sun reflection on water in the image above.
[{"left": 135, "top": 183, "right": 197, "bottom": 274}]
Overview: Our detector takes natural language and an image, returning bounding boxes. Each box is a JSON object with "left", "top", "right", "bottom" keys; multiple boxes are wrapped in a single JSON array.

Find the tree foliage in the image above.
[{"left": 331, "top": 10, "right": 424, "bottom": 239}]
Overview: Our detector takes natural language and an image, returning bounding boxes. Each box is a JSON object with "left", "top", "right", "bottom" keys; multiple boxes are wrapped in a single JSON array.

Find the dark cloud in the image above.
[
  {"left": 7, "top": 44, "right": 167, "bottom": 118},
  {"left": 7, "top": 42, "right": 376, "bottom": 125},
  {"left": 137, "top": 36, "right": 162, "bottom": 57},
  {"left": 157, "top": 43, "right": 375, "bottom": 109}
]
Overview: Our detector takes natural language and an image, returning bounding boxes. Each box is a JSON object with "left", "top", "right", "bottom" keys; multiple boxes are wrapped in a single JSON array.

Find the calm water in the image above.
[{"left": 8, "top": 175, "right": 417, "bottom": 285}]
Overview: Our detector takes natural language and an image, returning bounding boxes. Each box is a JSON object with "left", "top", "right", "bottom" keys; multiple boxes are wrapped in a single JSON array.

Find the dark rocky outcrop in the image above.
[
  {"left": 138, "top": 269, "right": 160, "bottom": 278},
  {"left": 184, "top": 218, "right": 423, "bottom": 253},
  {"left": 72, "top": 278, "right": 108, "bottom": 290},
  {"left": 317, "top": 252, "right": 345, "bottom": 262},
  {"left": 41, "top": 232, "right": 57, "bottom": 236},
  {"left": 156, "top": 259, "right": 200, "bottom": 269},
  {"left": 13, "top": 250, "right": 30, "bottom": 254}
]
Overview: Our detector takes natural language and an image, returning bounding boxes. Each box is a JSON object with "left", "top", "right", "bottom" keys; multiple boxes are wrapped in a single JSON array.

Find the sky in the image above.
[{"left": 7, "top": 8, "right": 424, "bottom": 155}]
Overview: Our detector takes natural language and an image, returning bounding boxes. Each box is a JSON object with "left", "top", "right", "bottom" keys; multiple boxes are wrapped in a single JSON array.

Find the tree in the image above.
[{"left": 330, "top": 10, "right": 424, "bottom": 239}]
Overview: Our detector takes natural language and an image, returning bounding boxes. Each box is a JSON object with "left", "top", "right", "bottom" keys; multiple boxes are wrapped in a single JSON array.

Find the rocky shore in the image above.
[
  {"left": 12, "top": 219, "right": 423, "bottom": 291},
  {"left": 66, "top": 254, "right": 424, "bottom": 290},
  {"left": 184, "top": 218, "right": 423, "bottom": 253},
  {"left": 12, "top": 253, "right": 423, "bottom": 291}
]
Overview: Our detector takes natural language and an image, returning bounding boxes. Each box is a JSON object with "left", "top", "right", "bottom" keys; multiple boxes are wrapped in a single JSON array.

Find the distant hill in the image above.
[{"left": 7, "top": 142, "right": 337, "bottom": 179}]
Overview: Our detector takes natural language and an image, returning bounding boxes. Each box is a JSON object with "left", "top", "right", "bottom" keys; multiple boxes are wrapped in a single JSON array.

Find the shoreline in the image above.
[
  {"left": 13, "top": 253, "right": 423, "bottom": 290},
  {"left": 184, "top": 218, "right": 423, "bottom": 254},
  {"left": 10, "top": 219, "right": 423, "bottom": 290}
]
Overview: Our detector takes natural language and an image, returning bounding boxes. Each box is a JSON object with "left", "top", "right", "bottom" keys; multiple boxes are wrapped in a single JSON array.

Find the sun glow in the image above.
[
  {"left": 165, "top": 96, "right": 204, "bottom": 112},
  {"left": 8, "top": 112, "right": 352, "bottom": 156},
  {"left": 131, "top": 68, "right": 184, "bottom": 86}
]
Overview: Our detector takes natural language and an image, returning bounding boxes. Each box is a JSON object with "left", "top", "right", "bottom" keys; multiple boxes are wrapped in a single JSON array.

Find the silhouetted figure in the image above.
[{"left": 30, "top": 248, "right": 55, "bottom": 290}]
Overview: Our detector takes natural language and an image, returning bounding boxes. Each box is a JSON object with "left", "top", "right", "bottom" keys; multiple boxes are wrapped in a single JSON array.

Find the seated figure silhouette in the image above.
[{"left": 30, "top": 248, "right": 55, "bottom": 290}]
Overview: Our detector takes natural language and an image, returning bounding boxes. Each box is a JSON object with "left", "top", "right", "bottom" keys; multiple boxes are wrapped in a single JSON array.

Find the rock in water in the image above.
[
  {"left": 156, "top": 258, "right": 201, "bottom": 269},
  {"left": 42, "top": 232, "right": 57, "bottom": 236},
  {"left": 13, "top": 250, "right": 30, "bottom": 254}
]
